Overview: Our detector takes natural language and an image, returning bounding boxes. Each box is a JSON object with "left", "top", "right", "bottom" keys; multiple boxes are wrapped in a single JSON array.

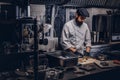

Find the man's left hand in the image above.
[{"left": 84, "top": 51, "right": 90, "bottom": 56}]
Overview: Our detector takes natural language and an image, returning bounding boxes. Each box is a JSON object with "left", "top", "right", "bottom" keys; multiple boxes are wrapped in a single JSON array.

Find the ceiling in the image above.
[
  {"left": 65, "top": 0, "right": 120, "bottom": 9},
  {"left": 0, "top": 0, "right": 120, "bottom": 9},
  {"left": 0, "top": 0, "right": 69, "bottom": 5}
]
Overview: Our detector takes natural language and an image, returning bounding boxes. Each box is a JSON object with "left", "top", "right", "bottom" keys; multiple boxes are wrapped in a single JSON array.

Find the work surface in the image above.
[
  {"left": 0, "top": 52, "right": 120, "bottom": 80},
  {"left": 46, "top": 51, "right": 120, "bottom": 80},
  {"left": 61, "top": 63, "right": 120, "bottom": 80}
]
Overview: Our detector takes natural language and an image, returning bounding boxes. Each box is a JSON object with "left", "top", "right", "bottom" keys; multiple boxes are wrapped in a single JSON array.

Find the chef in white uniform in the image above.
[{"left": 61, "top": 8, "right": 91, "bottom": 56}]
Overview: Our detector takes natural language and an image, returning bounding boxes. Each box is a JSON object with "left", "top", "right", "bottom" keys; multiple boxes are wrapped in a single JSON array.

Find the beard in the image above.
[{"left": 75, "top": 18, "right": 83, "bottom": 27}]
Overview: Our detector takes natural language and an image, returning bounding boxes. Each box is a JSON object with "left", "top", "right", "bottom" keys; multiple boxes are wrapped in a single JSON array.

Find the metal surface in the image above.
[
  {"left": 47, "top": 51, "right": 78, "bottom": 67},
  {"left": 79, "top": 63, "right": 96, "bottom": 71},
  {"left": 0, "top": 0, "right": 120, "bottom": 8},
  {"left": 64, "top": 0, "right": 120, "bottom": 8},
  {"left": 87, "top": 0, "right": 107, "bottom": 7},
  {"left": 33, "top": 18, "right": 39, "bottom": 80},
  {"left": 94, "top": 60, "right": 120, "bottom": 68}
]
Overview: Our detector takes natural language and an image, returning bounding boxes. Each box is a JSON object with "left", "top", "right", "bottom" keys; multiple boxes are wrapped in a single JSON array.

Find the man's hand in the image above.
[
  {"left": 69, "top": 47, "right": 77, "bottom": 53},
  {"left": 84, "top": 46, "right": 91, "bottom": 56},
  {"left": 84, "top": 51, "right": 90, "bottom": 56},
  {"left": 86, "top": 46, "right": 91, "bottom": 53}
]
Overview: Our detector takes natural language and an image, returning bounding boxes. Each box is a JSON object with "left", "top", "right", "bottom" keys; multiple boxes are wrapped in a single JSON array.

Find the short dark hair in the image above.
[{"left": 76, "top": 8, "right": 89, "bottom": 17}]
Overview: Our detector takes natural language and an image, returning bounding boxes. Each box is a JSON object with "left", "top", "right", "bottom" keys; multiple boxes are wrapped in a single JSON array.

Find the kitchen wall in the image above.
[
  {"left": 30, "top": 4, "right": 45, "bottom": 21},
  {"left": 87, "top": 8, "right": 112, "bottom": 31}
]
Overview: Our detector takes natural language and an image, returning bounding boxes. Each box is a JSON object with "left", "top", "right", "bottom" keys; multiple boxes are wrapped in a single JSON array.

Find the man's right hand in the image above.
[
  {"left": 68, "top": 47, "right": 83, "bottom": 57},
  {"left": 69, "top": 47, "right": 77, "bottom": 53}
]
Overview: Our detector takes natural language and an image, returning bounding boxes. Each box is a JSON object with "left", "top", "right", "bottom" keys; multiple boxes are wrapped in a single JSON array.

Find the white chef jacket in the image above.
[{"left": 61, "top": 19, "right": 91, "bottom": 54}]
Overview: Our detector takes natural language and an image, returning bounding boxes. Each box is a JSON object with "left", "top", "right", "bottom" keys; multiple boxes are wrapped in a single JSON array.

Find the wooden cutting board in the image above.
[{"left": 78, "top": 57, "right": 96, "bottom": 65}]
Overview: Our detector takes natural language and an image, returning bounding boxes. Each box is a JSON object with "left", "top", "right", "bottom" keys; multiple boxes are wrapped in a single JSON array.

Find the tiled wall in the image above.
[{"left": 30, "top": 4, "right": 45, "bottom": 22}]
